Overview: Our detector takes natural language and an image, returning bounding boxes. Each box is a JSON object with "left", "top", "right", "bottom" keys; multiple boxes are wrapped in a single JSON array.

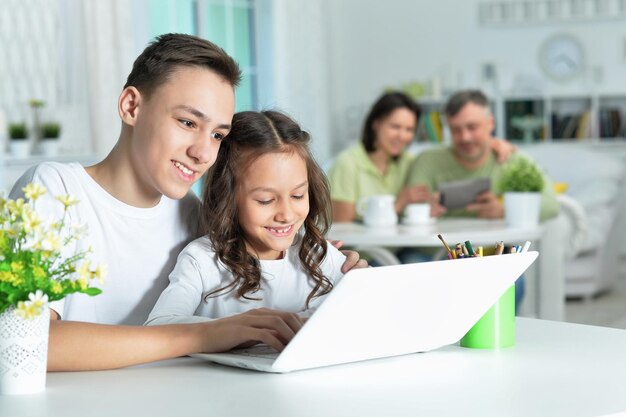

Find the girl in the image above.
[{"left": 146, "top": 111, "right": 346, "bottom": 331}]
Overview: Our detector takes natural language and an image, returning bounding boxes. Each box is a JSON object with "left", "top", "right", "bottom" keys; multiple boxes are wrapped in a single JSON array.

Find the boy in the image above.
[{"left": 10, "top": 34, "right": 364, "bottom": 371}]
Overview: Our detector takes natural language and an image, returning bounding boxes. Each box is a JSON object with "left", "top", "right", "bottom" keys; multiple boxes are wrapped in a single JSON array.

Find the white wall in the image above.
[{"left": 322, "top": 0, "right": 626, "bottom": 151}]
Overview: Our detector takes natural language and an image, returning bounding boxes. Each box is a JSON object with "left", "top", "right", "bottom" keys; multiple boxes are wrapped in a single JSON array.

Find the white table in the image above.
[
  {"left": 328, "top": 218, "right": 564, "bottom": 321},
  {"left": 2, "top": 319, "right": 625, "bottom": 417}
]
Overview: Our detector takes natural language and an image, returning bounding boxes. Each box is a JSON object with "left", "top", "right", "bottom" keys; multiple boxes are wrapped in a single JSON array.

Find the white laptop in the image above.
[{"left": 192, "top": 251, "right": 538, "bottom": 373}]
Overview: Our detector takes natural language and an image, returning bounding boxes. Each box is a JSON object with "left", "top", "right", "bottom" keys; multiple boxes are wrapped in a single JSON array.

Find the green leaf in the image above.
[
  {"left": 497, "top": 157, "right": 545, "bottom": 193},
  {"left": 83, "top": 288, "right": 103, "bottom": 296}
]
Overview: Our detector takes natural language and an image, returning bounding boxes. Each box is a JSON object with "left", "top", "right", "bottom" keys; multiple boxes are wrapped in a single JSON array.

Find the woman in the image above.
[{"left": 329, "top": 92, "right": 424, "bottom": 222}]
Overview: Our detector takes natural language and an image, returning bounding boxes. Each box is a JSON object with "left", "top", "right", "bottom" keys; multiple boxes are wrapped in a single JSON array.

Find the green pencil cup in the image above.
[{"left": 460, "top": 284, "right": 515, "bottom": 349}]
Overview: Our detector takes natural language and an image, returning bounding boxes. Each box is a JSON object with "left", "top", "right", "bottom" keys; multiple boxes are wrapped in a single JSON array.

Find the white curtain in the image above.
[
  {"left": 259, "top": 0, "right": 333, "bottom": 161},
  {"left": 79, "top": 0, "right": 137, "bottom": 156},
  {"left": 0, "top": 0, "right": 61, "bottom": 150},
  {"left": 0, "top": 0, "right": 137, "bottom": 157}
]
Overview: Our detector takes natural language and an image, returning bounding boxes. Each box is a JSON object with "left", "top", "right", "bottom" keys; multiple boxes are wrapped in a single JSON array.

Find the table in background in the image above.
[
  {"left": 2, "top": 319, "right": 625, "bottom": 417},
  {"left": 328, "top": 218, "right": 564, "bottom": 321}
]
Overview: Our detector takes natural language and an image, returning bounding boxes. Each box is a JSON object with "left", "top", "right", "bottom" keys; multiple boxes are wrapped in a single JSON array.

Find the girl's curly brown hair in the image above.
[{"left": 201, "top": 110, "right": 333, "bottom": 308}]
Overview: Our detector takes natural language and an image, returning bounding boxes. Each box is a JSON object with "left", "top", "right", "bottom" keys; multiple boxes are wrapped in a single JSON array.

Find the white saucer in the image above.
[{"left": 402, "top": 217, "right": 436, "bottom": 226}]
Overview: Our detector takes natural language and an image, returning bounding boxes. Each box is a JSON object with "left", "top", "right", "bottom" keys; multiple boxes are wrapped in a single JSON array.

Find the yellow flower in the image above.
[
  {"left": 21, "top": 209, "right": 42, "bottom": 234},
  {"left": 76, "top": 278, "right": 88, "bottom": 290},
  {"left": 32, "top": 266, "right": 47, "bottom": 279},
  {"left": 50, "top": 282, "right": 63, "bottom": 294},
  {"left": 56, "top": 194, "right": 79, "bottom": 208},
  {"left": 1, "top": 189, "right": 103, "bottom": 315},
  {"left": 7, "top": 198, "right": 25, "bottom": 216},
  {"left": 0, "top": 271, "right": 23, "bottom": 286},
  {"left": 14, "top": 300, "right": 41, "bottom": 320},
  {"left": 22, "top": 183, "right": 47, "bottom": 201},
  {"left": 94, "top": 264, "right": 107, "bottom": 284},
  {"left": 28, "top": 290, "right": 49, "bottom": 309},
  {"left": 42, "top": 231, "right": 61, "bottom": 252},
  {"left": 76, "top": 261, "right": 92, "bottom": 281},
  {"left": 5, "top": 223, "right": 20, "bottom": 239},
  {"left": 10, "top": 261, "right": 24, "bottom": 273}
]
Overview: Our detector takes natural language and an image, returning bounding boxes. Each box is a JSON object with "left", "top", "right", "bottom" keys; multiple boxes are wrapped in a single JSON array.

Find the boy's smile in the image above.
[{"left": 237, "top": 151, "right": 310, "bottom": 260}]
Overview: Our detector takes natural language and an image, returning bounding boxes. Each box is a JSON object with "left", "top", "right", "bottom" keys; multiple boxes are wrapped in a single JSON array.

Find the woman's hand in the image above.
[
  {"left": 429, "top": 191, "right": 447, "bottom": 218},
  {"left": 395, "top": 184, "right": 430, "bottom": 213},
  {"left": 490, "top": 138, "right": 517, "bottom": 163}
]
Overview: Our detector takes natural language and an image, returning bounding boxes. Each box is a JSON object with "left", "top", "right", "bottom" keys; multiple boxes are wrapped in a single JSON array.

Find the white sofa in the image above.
[{"left": 523, "top": 144, "right": 626, "bottom": 298}]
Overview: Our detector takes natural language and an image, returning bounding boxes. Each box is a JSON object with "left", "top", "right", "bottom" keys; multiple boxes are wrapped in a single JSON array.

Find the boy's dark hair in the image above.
[
  {"left": 361, "top": 91, "right": 421, "bottom": 153},
  {"left": 124, "top": 33, "right": 242, "bottom": 98},
  {"left": 201, "top": 110, "right": 333, "bottom": 308},
  {"left": 444, "top": 90, "right": 489, "bottom": 117}
]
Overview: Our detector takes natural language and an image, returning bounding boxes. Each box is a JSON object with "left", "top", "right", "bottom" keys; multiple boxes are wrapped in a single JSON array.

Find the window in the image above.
[{"left": 147, "top": 0, "right": 258, "bottom": 111}]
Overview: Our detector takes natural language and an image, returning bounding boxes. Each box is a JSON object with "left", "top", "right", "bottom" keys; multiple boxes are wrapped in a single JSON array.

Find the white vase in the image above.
[
  {"left": 39, "top": 139, "right": 59, "bottom": 157},
  {"left": 0, "top": 306, "right": 50, "bottom": 395},
  {"left": 504, "top": 192, "right": 541, "bottom": 228},
  {"left": 9, "top": 140, "right": 30, "bottom": 158}
]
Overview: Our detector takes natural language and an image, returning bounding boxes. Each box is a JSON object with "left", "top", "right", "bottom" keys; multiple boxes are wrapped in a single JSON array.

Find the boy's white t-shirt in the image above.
[
  {"left": 9, "top": 162, "right": 200, "bottom": 325},
  {"left": 146, "top": 236, "right": 347, "bottom": 325}
]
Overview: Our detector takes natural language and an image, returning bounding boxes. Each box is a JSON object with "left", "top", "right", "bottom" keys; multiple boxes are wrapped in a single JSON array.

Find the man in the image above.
[
  {"left": 405, "top": 90, "right": 559, "bottom": 308},
  {"left": 10, "top": 34, "right": 365, "bottom": 371},
  {"left": 406, "top": 89, "right": 559, "bottom": 221}
]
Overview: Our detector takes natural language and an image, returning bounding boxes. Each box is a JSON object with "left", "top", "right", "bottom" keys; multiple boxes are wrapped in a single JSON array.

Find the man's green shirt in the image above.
[{"left": 406, "top": 147, "right": 559, "bottom": 220}]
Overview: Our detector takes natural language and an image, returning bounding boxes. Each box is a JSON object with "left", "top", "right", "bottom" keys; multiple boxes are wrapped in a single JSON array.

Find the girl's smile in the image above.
[{"left": 265, "top": 224, "right": 295, "bottom": 237}]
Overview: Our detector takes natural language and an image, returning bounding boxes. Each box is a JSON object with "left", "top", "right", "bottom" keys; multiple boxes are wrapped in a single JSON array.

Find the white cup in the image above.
[
  {"left": 404, "top": 203, "right": 431, "bottom": 225},
  {"left": 356, "top": 194, "right": 397, "bottom": 227}
]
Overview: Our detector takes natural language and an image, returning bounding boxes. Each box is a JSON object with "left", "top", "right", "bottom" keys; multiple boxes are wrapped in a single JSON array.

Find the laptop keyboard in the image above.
[{"left": 230, "top": 345, "right": 280, "bottom": 359}]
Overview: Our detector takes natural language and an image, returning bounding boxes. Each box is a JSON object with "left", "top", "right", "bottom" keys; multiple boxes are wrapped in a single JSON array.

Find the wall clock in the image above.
[{"left": 538, "top": 33, "right": 585, "bottom": 82}]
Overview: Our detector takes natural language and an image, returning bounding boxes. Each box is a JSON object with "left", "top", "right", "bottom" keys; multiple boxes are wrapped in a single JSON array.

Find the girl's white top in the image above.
[{"left": 146, "top": 236, "right": 346, "bottom": 324}]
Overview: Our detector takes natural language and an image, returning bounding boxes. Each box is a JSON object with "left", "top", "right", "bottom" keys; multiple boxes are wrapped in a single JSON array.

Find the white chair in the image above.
[{"left": 523, "top": 144, "right": 626, "bottom": 298}]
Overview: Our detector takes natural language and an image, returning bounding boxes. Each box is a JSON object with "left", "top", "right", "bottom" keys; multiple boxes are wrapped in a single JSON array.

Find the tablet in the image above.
[{"left": 438, "top": 178, "right": 491, "bottom": 210}]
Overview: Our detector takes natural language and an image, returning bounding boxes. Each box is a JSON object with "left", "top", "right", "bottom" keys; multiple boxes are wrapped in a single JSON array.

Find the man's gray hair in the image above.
[{"left": 444, "top": 90, "right": 492, "bottom": 117}]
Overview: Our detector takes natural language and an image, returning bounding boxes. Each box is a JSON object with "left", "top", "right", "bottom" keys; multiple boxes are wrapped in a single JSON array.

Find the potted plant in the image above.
[
  {"left": 40, "top": 122, "right": 62, "bottom": 156},
  {"left": 497, "top": 157, "right": 545, "bottom": 228},
  {"left": 8, "top": 122, "right": 30, "bottom": 158},
  {"left": 0, "top": 184, "right": 105, "bottom": 394},
  {"left": 28, "top": 99, "right": 45, "bottom": 142}
]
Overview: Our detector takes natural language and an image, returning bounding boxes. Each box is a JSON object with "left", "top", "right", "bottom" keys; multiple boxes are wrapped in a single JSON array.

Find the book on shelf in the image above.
[
  {"left": 420, "top": 111, "right": 443, "bottom": 143},
  {"left": 552, "top": 113, "right": 583, "bottom": 140},
  {"left": 575, "top": 111, "right": 591, "bottom": 140},
  {"left": 599, "top": 108, "right": 623, "bottom": 138},
  {"left": 562, "top": 115, "right": 580, "bottom": 139},
  {"left": 431, "top": 111, "right": 443, "bottom": 142}
]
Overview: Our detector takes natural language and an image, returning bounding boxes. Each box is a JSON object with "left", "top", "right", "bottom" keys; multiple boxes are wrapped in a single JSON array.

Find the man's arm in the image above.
[
  {"left": 465, "top": 191, "right": 504, "bottom": 219},
  {"left": 47, "top": 309, "right": 303, "bottom": 371}
]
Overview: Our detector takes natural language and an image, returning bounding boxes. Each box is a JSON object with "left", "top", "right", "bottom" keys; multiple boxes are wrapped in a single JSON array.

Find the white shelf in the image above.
[{"left": 0, "top": 153, "right": 99, "bottom": 192}]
